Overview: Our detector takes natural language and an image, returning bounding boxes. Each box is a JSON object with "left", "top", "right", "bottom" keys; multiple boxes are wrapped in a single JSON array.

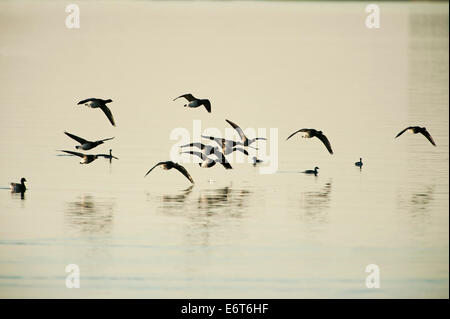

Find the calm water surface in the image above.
[{"left": 0, "top": 1, "right": 448, "bottom": 298}]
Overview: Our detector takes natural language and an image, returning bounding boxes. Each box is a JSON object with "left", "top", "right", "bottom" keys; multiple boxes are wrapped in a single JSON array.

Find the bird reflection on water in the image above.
[
  {"left": 65, "top": 195, "right": 114, "bottom": 234},
  {"left": 299, "top": 180, "right": 333, "bottom": 225},
  {"left": 155, "top": 186, "right": 251, "bottom": 216}
]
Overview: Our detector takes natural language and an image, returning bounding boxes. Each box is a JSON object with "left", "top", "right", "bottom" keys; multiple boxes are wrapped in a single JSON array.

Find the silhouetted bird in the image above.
[
  {"left": 182, "top": 150, "right": 233, "bottom": 170},
  {"left": 226, "top": 119, "right": 267, "bottom": 146},
  {"left": 286, "top": 128, "right": 333, "bottom": 154},
  {"left": 395, "top": 126, "right": 436, "bottom": 146},
  {"left": 173, "top": 94, "right": 211, "bottom": 113},
  {"left": 303, "top": 167, "right": 319, "bottom": 176},
  {"left": 64, "top": 131, "right": 114, "bottom": 151},
  {"left": 144, "top": 161, "right": 194, "bottom": 184},
  {"left": 10, "top": 177, "right": 27, "bottom": 193},
  {"left": 77, "top": 98, "right": 116, "bottom": 126},
  {"left": 59, "top": 150, "right": 118, "bottom": 164}
]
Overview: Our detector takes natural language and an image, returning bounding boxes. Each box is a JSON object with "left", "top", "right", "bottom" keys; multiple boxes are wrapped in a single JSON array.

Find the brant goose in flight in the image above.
[
  {"left": 395, "top": 126, "right": 436, "bottom": 146},
  {"left": 180, "top": 142, "right": 249, "bottom": 156},
  {"left": 144, "top": 161, "right": 194, "bottom": 184},
  {"left": 59, "top": 150, "right": 118, "bottom": 164},
  {"left": 173, "top": 94, "right": 211, "bottom": 113},
  {"left": 201, "top": 136, "right": 258, "bottom": 151},
  {"left": 286, "top": 128, "right": 333, "bottom": 154},
  {"left": 64, "top": 131, "right": 114, "bottom": 151},
  {"left": 10, "top": 178, "right": 27, "bottom": 193},
  {"left": 182, "top": 151, "right": 233, "bottom": 169},
  {"left": 225, "top": 119, "right": 267, "bottom": 146},
  {"left": 77, "top": 98, "right": 116, "bottom": 126},
  {"left": 303, "top": 167, "right": 319, "bottom": 176}
]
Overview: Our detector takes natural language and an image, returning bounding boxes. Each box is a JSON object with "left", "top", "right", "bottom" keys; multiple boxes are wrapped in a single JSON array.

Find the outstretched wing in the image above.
[
  {"left": 181, "top": 150, "right": 208, "bottom": 161},
  {"left": 77, "top": 98, "right": 96, "bottom": 105},
  {"left": 180, "top": 142, "right": 205, "bottom": 150},
  {"left": 59, "top": 150, "right": 85, "bottom": 158},
  {"left": 395, "top": 127, "right": 412, "bottom": 138},
  {"left": 144, "top": 161, "right": 166, "bottom": 177},
  {"left": 99, "top": 137, "right": 115, "bottom": 143},
  {"left": 173, "top": 163, "right": 195, "bottom": 184},
  {"left": 226, "top": 119, "right": 247, "bottom": 142},
  {"left": 99, "top": 105, "right": 116, "bottom": 126},
  {"left": 203, "top": 99, "right": 211, "bottom": 113},
  {"left": 201, "top": 135, "right": 224, "bottom": 147},
  {"left": 211, "top": 150, "right": 233, "bottom": 169},
  {"left": 173, "top": 94, "right": 196, "bottom": 102},
  {"left": 64, "top": 131, "right": 88, "bottom": 144},
  {"left": 231, "top": 147, "right": 249, "bottom": 156},
  {"left": 420, "top": 129, "right": 436, "bottom": 146},
  {"left": 316, "top": 133, "right": 334, "bottom": 155},
  {"left": 97, "top": 154, "right": 119, "bottom": 160},
  {"left": 286, "top": 129, "right": 307, "bottom": 141}
]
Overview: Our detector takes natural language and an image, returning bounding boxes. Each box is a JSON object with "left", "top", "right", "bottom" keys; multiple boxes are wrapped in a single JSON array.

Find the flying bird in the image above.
[
  {"left": 201, "top": 135, "right": 258, "bottom": 151},
  {"left": 286, "top": 128, "right": 333, "bottom": 154},
  {"left": 77, "top": 98, "right": 116, "bottom": 126},
  {"left": 395, "top": 126, "right": 436, "bottom": 146},
  {"left": 180, "top": 142, "right": 249, "bottom": 156},
  {"left": 173, "top": 94, "right": 211, "bottom": 113},
  {"left": 59, "top": 150, "right": 118, "bottom": 164},
  {"left": 144, "top": 161, "right": 194, "bottom": 184},
  {"left": 225, "top": 119, "right": 267, "bottom": 146},
  {"left": 10, "top": 177, "right": 27, "bottom": 193},
  {"left": 182, "top": 151, "right": 232, "bottom": 169},
  {"left": 64, "top": 131, "right": 114, "bottom": 151},
  {"left": 303, "top": 167, "right": 319, "bottom": 176},
  {"left": 355, "top": 158, "right": 363, "bottom": 167}
]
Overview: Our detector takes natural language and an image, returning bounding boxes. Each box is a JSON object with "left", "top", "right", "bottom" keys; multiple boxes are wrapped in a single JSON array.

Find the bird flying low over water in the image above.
[
  {"left": 180, "top": 142, "right": 249, "bottom": 156},
  {"left": 355, "top": 158, "right": 363, "bottom": 167},
  {"left": 64, "top": 131, "right": 114, "bottom": 151},
  {"left": 10, "top": 177, "right": 27, "bottom": 193},
  {"left": 59, "top": 150, "right": 118, "bottom": 164},
  {"left": 286, "top": 128, "right": 334, "bottom": 154},
  {"left": 225, "top": 119, "right": 267, "bottom": 146},
  {"left": 303, "top": 167, "right": 319, "bottom": 175},
  {"left": 395, "top": 126, "right": 436, "bottom": 146},
  {"left": 182, "top": 150, "right": 233, "bottom": 170},
  {"left": 173, "top": 94, "right": 211, "bottom": 113},
  {"left": 201, "top": 136, "right": 258, "bottom": 151},
  {"left": 77, "top": 98, "right": 116, "bottom": 126},
  {"left": 144, "top": 161, "right": 194, "bottom": 184}
]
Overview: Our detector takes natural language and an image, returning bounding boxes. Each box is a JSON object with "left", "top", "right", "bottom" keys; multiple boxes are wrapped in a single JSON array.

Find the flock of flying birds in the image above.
[{"left": 9, "top": 94, "right": 437, "bottom": 192}]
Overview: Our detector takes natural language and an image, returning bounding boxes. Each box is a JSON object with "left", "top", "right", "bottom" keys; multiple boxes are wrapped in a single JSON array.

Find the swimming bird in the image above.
[
  {"left": 182, "top": 151, "right": 233, "bottom": 169},
  {"left": 180, "top": 142, "right": 249, "bottom": 156},
  {"left": 395, "top": 126, "right": 436, "bottom": 146},
  {"left": 77, "top": 98, "right": 116, "bottom": 126},
  {"left": 59, "top": 150, "right": 117, "bottom": 164},
  {"left": 10, "top": 178, "right": 27, "bottom": 193},
  {"left": 252, "top": 157, "right": 263, "bottom": 166},
  {"left": 225, "top": 119, "right": 267, "bottom": 146},
  {"left": 144, "top": 161, "right": 194, "bottom": 184},
  {"left": 286, "top": 128, "right": 333, "bottom": 154},
  {"left": 173, "top": 94, "right": 211, "bottom": 113},
  {"left": 355, "top": 158, "right": 363, "bottom": 167},
  {"left": 64, "top": 131, "right": 114, "bottom": 151},
  {"left": 303, "top": 167, "right": 319, "bottom": 175}
]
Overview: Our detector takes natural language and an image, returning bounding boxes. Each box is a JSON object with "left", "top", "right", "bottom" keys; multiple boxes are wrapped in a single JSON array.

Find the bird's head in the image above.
[
  {"left": 315, "top": 167, "right": 319, "bottom": 170},
  {"left": 21, "top": 178, "right": 27, "bottom": 183}
]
